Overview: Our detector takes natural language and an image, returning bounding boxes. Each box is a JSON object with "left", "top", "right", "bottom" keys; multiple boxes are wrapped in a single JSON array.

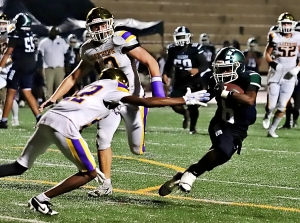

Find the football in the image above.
[{"left": 225, "top": 83, "right": 244, "bottom": 94}]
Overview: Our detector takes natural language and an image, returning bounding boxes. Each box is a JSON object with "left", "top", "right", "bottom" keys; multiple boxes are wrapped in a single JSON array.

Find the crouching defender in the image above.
[
  {"left": 0, "top": 68, "right": 209, "bottom": 215},
  {"left": 159, "top": 47, "right": 261, "bottom": 196}
]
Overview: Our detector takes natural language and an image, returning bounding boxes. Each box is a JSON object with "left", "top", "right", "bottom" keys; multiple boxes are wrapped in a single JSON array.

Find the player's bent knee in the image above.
[
  {"left": 88, "top": 169, "right": 98, "bottom": 179},
  {"left": 206, "top": 149, "right": 231, "bottom": 171}
]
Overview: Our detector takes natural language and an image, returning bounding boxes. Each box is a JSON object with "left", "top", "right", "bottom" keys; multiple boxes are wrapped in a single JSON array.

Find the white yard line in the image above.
[
  {"left": 275, "top": 196, "right": 300, "bottom": 200},
  {"left": 0, "top": 158, "right": 297, "bottom": 191},
  {"left": 0, "top": 215, "right": 49, "bottom": 223}
]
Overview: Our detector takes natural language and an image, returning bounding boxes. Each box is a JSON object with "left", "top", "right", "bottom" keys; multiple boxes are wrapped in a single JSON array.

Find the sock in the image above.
[
  {"left": 36, "top": 114, "right": 41, "bottom": 120},
  {"left": 104, "top": 179, "right": 111, "bottom": 185},
  {"left": 12, "top": 100, "right": 19, "bottom": 120},
  {"left": 270, "top": 116, "right": 282, "bottom": 131},
  {"left": 1, "top": 117, "right": 8, "bottom": 122},
  {"left": 264, "top": 111, "right": 272, "bottom": 120},
  {"left": 36, "top": 193, "right": 50, "bottom": 202}
]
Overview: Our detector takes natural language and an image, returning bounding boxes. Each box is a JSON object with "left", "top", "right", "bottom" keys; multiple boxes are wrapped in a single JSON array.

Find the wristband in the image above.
[
  {"left": 221, "top": 90, "right": 233, "bottom": 99},
  {"left": 151, "top": 76, "right": 165, "bottom": 97}
]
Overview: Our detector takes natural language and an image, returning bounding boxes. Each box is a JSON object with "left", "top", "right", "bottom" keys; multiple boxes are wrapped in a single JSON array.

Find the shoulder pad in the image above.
[
  {"left": 113, "top": 30, "right": 137, "bottom": 46},
  {"left": 270, "top": 25, "right": 279, "bottom": 32},
  {"left": 166, "top": 43, "right": 176, "bottom": 50},
  {"left": 191, "top": 43, "right": 200, "bottom": 48}
]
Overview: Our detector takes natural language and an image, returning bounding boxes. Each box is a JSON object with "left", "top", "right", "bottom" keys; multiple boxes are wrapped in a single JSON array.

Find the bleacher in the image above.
[{"left": 91, "top": 0, "right": 300, "bottom": 72}]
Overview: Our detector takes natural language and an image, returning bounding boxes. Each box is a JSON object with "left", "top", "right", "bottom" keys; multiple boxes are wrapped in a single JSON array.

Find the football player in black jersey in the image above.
[
  {"left": 243, "top": 37, "right": 263, "bottom": 73},
  {"left": 159, "top": 47, "right": 261, "bottom": 196},
  {"left": 0, "top": 13, "right": 41, "bottom": 128},
  {"left": 163, "top": 26, "right": 209, "bottom": 134}
]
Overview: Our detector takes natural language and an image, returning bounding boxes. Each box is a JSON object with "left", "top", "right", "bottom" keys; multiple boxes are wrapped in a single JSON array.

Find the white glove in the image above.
[
  {"left": 287, "top": 66, "right": 300, "bottom": 76},
  {"left": 183, "top": 87, "right": 210, "bottom": 106},
  {"left": 94, "top": 167, "right": 106, "bottom": 184}
]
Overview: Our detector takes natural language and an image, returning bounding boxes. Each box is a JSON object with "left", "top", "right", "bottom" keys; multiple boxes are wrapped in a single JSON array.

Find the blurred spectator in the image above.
[
  {"left": 38, "top": 26, "right": 69, "bottom": 99},
  {"left": 232, "top": 39, "right": 240, "bottom": 50},
  {"left": 65, "top": 34, "right": 80, "bottom": 96},
  {"left": 199, "top": 33, "right": 216, "bottom": 67},
  {"left": 243, "top": 37, "right": 263, "bottom": 73},
  {"left": 32, "top": 35, "right": 45, "bottom": 106},
  {"left": 216, "top": 40, "right": 230, "bottom": 53},
  {"left": 157, "top": 46, "right": 170, "bottom": 95}
]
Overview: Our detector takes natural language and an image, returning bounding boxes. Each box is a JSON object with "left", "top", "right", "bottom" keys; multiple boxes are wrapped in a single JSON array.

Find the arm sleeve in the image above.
[
  {"left": 267, "top": 32, "right": 276, "bottom": 48},
  {"left": 195, "top": 53, "right": 209, "bottom": 73}
]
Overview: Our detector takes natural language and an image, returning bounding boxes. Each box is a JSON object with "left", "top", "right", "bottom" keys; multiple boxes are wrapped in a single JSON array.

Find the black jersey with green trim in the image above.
[
  {"left": 209, "top": 70, "right": 261, "bottom": 126},
  {"left": 164, "top": 43, "right": 208, "bottom": 88}
]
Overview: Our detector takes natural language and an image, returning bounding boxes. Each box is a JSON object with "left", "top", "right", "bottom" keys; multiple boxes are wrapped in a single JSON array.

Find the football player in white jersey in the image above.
[
  {"left": 0, "top": 68, "right": 209, "bottom": 215},
  {"left": 262, "top": 12, "right": 300, "bottom": 138},
  {"left": 0, "top": 13, "right": 19, "bottom": 126},
  {"left": 40, "top": 7, "right": 166, "bottom": 196}
]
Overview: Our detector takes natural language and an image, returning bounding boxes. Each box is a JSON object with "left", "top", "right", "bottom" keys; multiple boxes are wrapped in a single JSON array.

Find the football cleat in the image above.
[
  {"left": 262, "top": 118, "right": 271, "bottom": 129},
  {"left": 158, "top": 172, "right": 183, "bottom": 196},
  {"left": 179, "top": 171, "right": 196, "bottom": 193},
  {"left": 267, "top": 129, "right": 279, "bottom": 138},
  {"left": 12, "top": 119, "right": 19, "bottom": 127},
  {"left": 28, "top": 197, "right": 58, "bottom": 215},
  {"left": 88, "top": 182, "right": 113, "bottom": 197},
  {"left": 0, "top": 120, "right": 7, "bottom": 129}
]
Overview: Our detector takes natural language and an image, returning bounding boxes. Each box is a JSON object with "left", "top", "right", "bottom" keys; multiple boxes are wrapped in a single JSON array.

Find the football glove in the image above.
[{"left": 183, "top": 87, "right": 210, "bottom": 106}]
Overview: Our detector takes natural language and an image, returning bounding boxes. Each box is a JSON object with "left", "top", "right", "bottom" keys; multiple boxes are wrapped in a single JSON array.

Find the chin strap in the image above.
[{"left": 151, "top": 76, "right": 165, "bottom": 97}]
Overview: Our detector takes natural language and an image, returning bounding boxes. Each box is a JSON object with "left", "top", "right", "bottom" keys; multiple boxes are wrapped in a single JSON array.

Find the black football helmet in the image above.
[
  {"left": 199, "top": 33, "right": 210, "bottom": 45},
  {"left": 86, "top": 7, "right": 114, "bottom": 43},
  {"left": 212, "top": 47, "right": 245, "bottom": 83},
  {"left": 99, "top": 67, "right": 129, "bottom": 87},
  {"left": 0, "top": 14, "right": 9, "bottom": 34},
  {"left": 173, "top": 26, "right": 191, "bottom": 46},
  {"left": 13, "top": 13, "right": 32, "bottom": 31},
  {"left": 277, "top": 12, "right": 296, "bottom": 33}
]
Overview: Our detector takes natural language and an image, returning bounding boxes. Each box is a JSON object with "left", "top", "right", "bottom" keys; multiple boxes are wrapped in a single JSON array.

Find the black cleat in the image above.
[{"left": 0, "top": 120, "right": 8, "bottom": 129}]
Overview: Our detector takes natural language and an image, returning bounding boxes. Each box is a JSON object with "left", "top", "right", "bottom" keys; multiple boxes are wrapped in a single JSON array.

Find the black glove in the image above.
[{"left": 214, "top": 82, "right": 225, "bottom": 95}]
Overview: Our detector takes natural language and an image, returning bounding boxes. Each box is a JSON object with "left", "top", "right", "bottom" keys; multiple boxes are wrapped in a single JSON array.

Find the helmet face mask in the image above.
[
  {"left": 0, "top": 14, "right": 9, "bottom": 34},
  {"left": 86, "top": 7, "right": 114, "bottom": 43},
  {"left": 173, "top": 26, "right": 191, "bottom": 46},
  {"left": 212, "top": 47, "right": 245, "bottom": 84},
  {"left": 278, "top": 12, "right": 296, "bottom": 33}
]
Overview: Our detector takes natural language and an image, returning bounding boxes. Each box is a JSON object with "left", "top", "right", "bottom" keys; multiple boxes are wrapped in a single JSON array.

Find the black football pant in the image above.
[{"left": 187, "top": 105, "right": 199, "bottom": 132}]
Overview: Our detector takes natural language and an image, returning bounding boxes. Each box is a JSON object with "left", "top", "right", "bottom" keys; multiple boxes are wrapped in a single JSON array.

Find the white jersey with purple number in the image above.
[
  {"left": 39, "top": 79, "right": 130, "bottom": 137},
  {"left": 80, "top": 31, "right": 144, "bottom": 97}
]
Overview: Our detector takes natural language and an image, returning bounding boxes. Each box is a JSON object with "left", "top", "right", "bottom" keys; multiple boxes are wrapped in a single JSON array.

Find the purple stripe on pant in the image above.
[{"left": 71, "top": 139, "right": 94, "bottom": 171}]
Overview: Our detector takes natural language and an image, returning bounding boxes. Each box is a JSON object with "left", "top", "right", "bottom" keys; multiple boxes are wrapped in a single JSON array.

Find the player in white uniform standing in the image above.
[
  {"left": 0, "top": 68, "right": 209, "bottom": 215},
  {"left": 40, "top": 7, "right": 166, "bottom": 196},
  {"left": 263, "top": 12, "right": 300, "bottom": 138}
]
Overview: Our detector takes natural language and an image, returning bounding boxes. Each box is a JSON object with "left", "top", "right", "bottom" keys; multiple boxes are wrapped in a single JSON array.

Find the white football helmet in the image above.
[{"left": 278, "top": 12, "right": 296, "bottom": 33}]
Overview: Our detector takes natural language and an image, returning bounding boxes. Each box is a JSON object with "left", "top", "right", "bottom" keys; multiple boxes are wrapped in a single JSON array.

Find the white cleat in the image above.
[
  {"left": 28, "top": 197, "right": 58, "bottom": 215},
  {"left": 11, "top": 119, "right": 19, "bottom": 127},
  {"left": 88, "top": 182, "right": 113, "bottom": 197},
  {"left": 268, "top": 129, "right": 279, "bottom": 138},
  {"left": 158, "top": 172, "right": 183, "bottom": 196},
  {"left": 262, "top": 118, "right": 271, "bottom": 129},
  {"left": 179, "top": 171, "right": 196, "bottom": 193}
]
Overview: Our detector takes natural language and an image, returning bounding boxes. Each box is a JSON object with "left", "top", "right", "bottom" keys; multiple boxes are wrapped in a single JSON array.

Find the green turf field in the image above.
[{"left": 0, "top": 104, "right": 299, "bottom": 223}]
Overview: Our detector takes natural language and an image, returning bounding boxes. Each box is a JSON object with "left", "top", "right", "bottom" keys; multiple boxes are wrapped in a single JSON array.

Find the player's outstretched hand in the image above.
[
  {"left": 214, "top": 81, "right": 225, "bottom": 95},
  {"left": 39, "top": 98, "right": 56, "bottom": 112},
  {"left": 183, "top": 87, "right": 210, "bottom": 106}
]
